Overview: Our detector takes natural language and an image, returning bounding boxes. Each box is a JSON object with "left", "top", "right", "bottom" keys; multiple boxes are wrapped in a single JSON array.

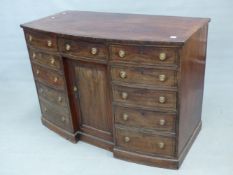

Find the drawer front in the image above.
[
  {"left": 29, "top": 49, "right": 62, "bottom": 71},
  {"left": 25, "top": 31, "right": 57, "bottom": 51},
  {"left": 40, "top": 99, "right": 72, "bottom": 132},
  {"left": 110, "top": 45, "right": 177, "bottom": 66},
  {"left": 113, "top": 85, "right": 176, "bottom": 110},
  {"left": 37, "top": 83, "right": 69, "bottom": 107},
  {"left": 116, "top": 127, "right": 175, "bottom": 156},
  {"left": 111, "top": 66, "right": 177, "bottom": 87},
  {"left": 115, "top": 106, "right": 176, "bottom": 132},
  {"left": 58, "top": 38, "right": 107, "bottom": 60},
  {"left": 32, "top": 64, "right": 65, "bottom": 90}
]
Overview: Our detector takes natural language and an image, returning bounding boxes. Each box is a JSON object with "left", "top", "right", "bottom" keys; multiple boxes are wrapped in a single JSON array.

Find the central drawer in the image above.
[
  {"left": 58, "top": 38, "right": 107, "bottom": 60},
  {"left": 112, "top": 85, "right": 176, "bottom": 110}
]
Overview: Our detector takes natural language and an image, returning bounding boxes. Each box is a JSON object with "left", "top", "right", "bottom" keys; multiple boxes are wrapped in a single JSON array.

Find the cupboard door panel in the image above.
[{"left": 74, "top": 62, "right": 113, "bottom": 140}]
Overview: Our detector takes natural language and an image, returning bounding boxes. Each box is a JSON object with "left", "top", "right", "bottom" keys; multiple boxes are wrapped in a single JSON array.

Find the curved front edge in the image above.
[
  {"left": 113, "top": 121, "right": 202, "bottom": 169},
  {"left": 113, "top": 148, "right": 179, "bottom": 169},
  {"left": 41, "top": 117, "right": 78, "bottom": 143}
]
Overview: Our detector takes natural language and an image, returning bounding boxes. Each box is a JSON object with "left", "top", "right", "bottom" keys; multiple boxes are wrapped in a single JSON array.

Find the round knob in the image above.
[
  {"left": 47, "top": 40, "right": 52, "bottom": 47},
  {"left": 50, "top": 57, "right": 55, "bottom": 65},
  {"left": 91, "top": 47, "right": 98, "bottom": 55},
  {"left": 121, "top": 92, "right": 128, "bottom": 100},
  {"left": 44, "top": 107, "right": 47, "bottom": 112},
  {"left": 39, "top": 88, "right": 44, "bottom": 93},
  {"left": 124, "top": 136, "right": 130, "bottom": 143},
  {"left": 159, "top": 52, "right": 166, "bottom": 61},
  {"left": 65, "top": 44, "right": 71, "bottom": 51},
  {"left": 159, "top": 74, "right": 166, "bottom": 82},
  {"left": 53, "top": 77, "right": 58, "bottom": 83},
  {"left": 122, "top": 113, "right": 129, "bottom": 121},
  {"left": 119, "top": 71, "right": 127, "bottom": 79},
  {"left": 159, "top": 96, "right": 166, "bottom": 103},
  {"left": 73, "top": 86, "right": 78, "bottom": 92},
  {"left": 158, "top": 142, "right": 165, "bottom": 149},
  {"left": 29, "top": 35, "right": 32, "bottom": 42},
  {"left": 58, "top": 96, "right": 62, "bottom": 103},
  {"left": 61, "top": 116, "right": 66, "bottom": 122},
  {"left": 36, "top": 70, "right": 40, "bottom": 75},
  {"left": 118, "top": 50, "right": 126, "bottom": 58},
  {"left": 32, "top": 52, "right": 36, "bottom": 59},
  {"left": 159, "top": 119, "right": 166, "bottom": 126}
]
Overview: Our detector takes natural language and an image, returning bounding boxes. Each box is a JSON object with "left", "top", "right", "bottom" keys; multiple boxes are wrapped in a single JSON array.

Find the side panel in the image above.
[{"left": 178, "top": 25, "right": 209, "bottom": 155}]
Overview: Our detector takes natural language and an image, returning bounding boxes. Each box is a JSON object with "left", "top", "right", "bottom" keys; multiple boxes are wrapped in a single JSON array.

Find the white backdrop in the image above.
[{"left": 1, "top": 0, "right": 233, "bottom": 175}]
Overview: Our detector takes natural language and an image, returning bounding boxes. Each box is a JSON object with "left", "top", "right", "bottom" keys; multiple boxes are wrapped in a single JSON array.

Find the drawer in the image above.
[
  {"left": 58, "top": 38, "right": 107, "bottom": 60},
  {"left": 29, "top": 49, "right": 62, "bottom": 71},
  {"left": 110, "top": 45, "right": 177, "bottom": 66},
  {"left": 25, "top": 31, "right": 57, "bottom": 51},
  {"left": 115, "top": 106, "right": 176, "bottom": 132},
  {"left": 32, "top": 64, "right": 65, "bottom": 90},
  {"left": 116, "top": 127, "right": 175, "bottom": 157},
  {"left": 37, "top": 83, "right": 69, "bottom": 107},
  {"left": 111, "top": 66, "right": 177, "bottom": 87},
  {"left": 40, "top": 99, "right": 72, "bottom": 132},
  {"left": 113, "top": 85, "right": 176, "bottom": 110}
]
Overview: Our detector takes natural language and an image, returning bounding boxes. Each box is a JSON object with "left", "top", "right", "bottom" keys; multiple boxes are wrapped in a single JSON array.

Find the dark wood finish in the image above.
[
  {"left": 32, "top": 64, "right": 65, "bottom": 90},
  {"left": 29, "top": 48, "right": 62, "bottom": 71},
  {"left": 21, "top": 11, "right": 209, "bottom": 45},
  {"left": 114, "top": 106, "right": 176, "bottom": 132},
  {"left": 110, "top": 45, "right": 178, "bottom": 66},
  {"left": 73, "top": 61, "right": 113, "bottom": 142},
  {"left": 111, "top": 65, "right": 177, "bottom": 87},
  {"left": 177, "top": 25, "right": 209, "bottom": 155},
  {"left": 58, "top": 38, "right": 107, "bottom": 60},
  {"left": 36, "top": 83, "right": 68, "bottom": 107},
  {"left": 112, "top": 85, "right": 177, "bottom": 110},
  {"left": 21, "top": 11, "right": 210, "bottom": 169},
  {"left": 25, "top": 31, "right": 57, "bottom": 51},
  {"left": 115, "top": 127, "right": 175, "bottom": 157}
]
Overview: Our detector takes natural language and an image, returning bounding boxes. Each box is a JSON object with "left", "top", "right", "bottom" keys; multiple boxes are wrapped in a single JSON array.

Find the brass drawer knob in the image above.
[
  {"left": 39, "top": 88, "right": 44, "bottom": 93},
  {"left": 91, "top": 47, "right": 98, "bottom": 55},
  {"left": 53, "top": 77, "right": 58, "bottom": 83},
  {"left": 124, "top": 136, "right": 130, "bottom": 143},
  {"left": 158, "top": 142, "right": 165, "bottom": 149},
  {"left": 159, "top": 119, "right": 166, "bottom": 126},
  {"left": 159, "top": 52, "right": 166, "bottom": 61},
  {"left": 36, "top": 70, "right": 40, "bottom": 75},
  {"left": 61, "top": 116, "right": 66, "bottom": 122},
  {"left": 122, "top": 113, "right": 129, "bottom": 121},
  {"left": 65, "top": 44, "right": 71, "bottom": 51},
  {"left": 121, "top": 92, "right": 128, "bottom": 100},
  {"left": 50, "top": 57, "right": 55, "bottom": 65},
  {"left": 58, "top": 96, "right": 62, "bottom": 102},
  {"left": 159, "top": 96, "right": 166, "bottom": 103},
  {"left": 159, "top": 74, "right": 166, "bottom": 82},
  {"left": 29, "top": 35, "right": 32, "bottom": 42},
  {"left": 119, "top": 50, "right": 126, "bottom": 58},
  {"left": 32, "top": 52, "right": 36, "bottom": 59},
  {"left": 47, "top": 40, "right": 52, "bottom": 47},
  {"left": 119, "top": 71, "right": 127, "bottom": 79},
  {"left": 73, "top": 86, "right": 78, "bottom": 92}
]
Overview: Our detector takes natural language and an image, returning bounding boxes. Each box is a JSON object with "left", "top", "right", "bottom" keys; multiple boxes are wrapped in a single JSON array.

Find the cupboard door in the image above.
[{"left": 74, "top": 62, "right": 113, "bottom": 141}]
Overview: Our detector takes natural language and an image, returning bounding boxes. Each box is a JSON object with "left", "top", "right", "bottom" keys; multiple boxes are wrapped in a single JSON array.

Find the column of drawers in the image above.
[
  {"left": 25, "top": 31, "right": 74, "bottom": 133},
  {"left": 110, "top": 44, "right": 178, "bottom": 158}
]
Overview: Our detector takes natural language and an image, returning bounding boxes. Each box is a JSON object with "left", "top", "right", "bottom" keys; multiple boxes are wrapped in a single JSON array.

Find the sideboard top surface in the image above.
[{"left": 21, "top": 10, "right": 210, "bottom": 45}]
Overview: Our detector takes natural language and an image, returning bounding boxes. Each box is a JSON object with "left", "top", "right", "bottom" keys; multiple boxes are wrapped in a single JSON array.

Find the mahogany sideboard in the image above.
[{"left": 20, "top": 11, "right": 210, "bottom": 169}]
